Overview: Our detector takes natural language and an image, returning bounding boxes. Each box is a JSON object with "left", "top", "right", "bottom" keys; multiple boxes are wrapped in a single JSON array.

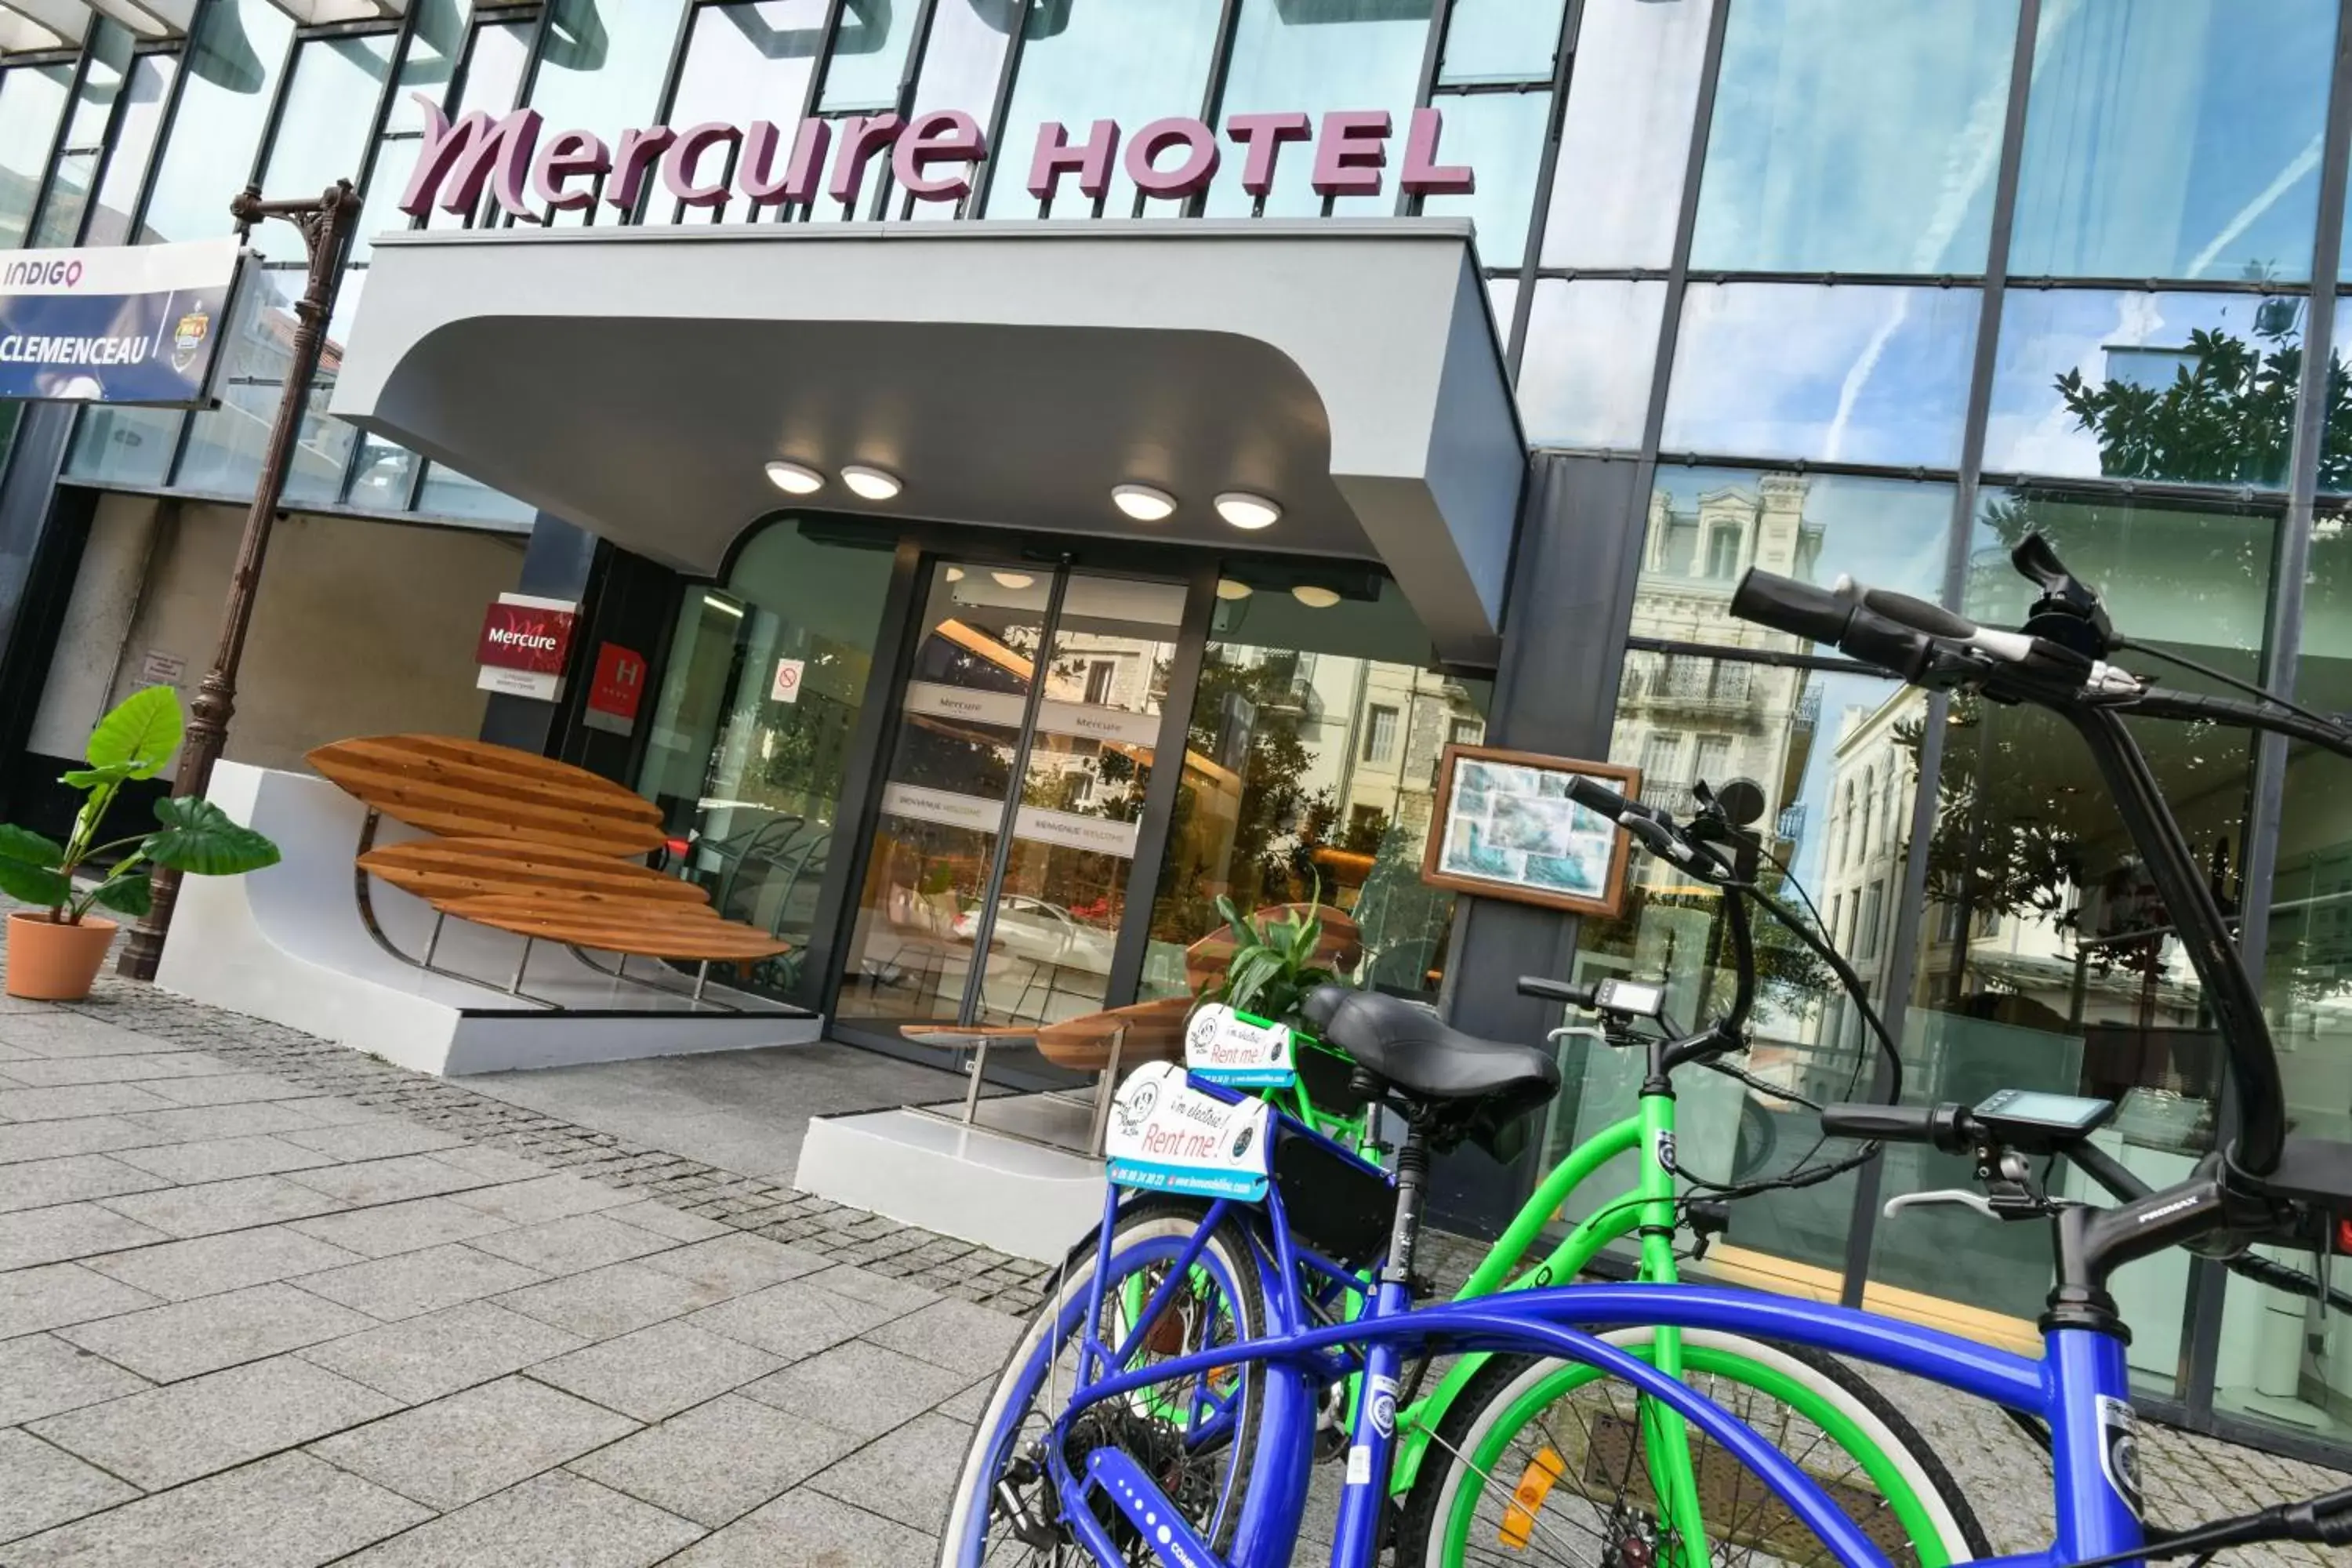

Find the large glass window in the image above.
[
  {"left": 1876, "top": 495, "right": 2273, "bottom": 1378},
  {"left": 0, "top": 63, "right": 72, "bottom": 249},
  {"left": 248, "top": 35, "right": 394, "bottom": 262},
  {"left": 662, "top": 0, "right": 829, "bottom": 223},
  {"left": 353, "top": 0, "right": 475, "bottom": 256},
  {"left": 139, "top": 0, "right": 297, "bottom": 244},
  {"left": 1987, "top": 288, "right": 2310, "bottom": 488},
  {"left": 524, "top": 0, "right": 692, "bottom": 224},
  {"left": 1203, "top": 0, "right": 1434, "bottom": 221},
  {"left": 986, "top": 0, "right": 1222, "bottom": 219},
  {"left": 1542, "top": 651, "right": 1907, "bottom": 1284},
  {"left": 1517, "top": 278, "right": 1666, "bottom": 451},
  {"left": 1693, "top": 0, "right": 2016, "bottom": 274},
  {"left": 641, "top": 522, "right": 896, "bottom": 1010},
  {"left": 29, "top": 26, "right": 130, "bottom": 248},
  {"left": 1142, "top": 572, "right": 1487, "bottom": 1008},
  {"left": 2233, "top": 517, "right": 2352, "bottom": 1435},
  {"left": 1915, "top": 470, "right": 2257, "bottom": 1363},
  {"left": 79, "top": 51, "right": 174, "bottom": 249},
  {"left": 1635, "top": 469, "right": 1956, "bottom": 655},
  {"left": 1417, "top": 89, "right": 1552, "bottom": 271},
  {"left": 415, "top": 461, "right": 536, "bottom": 523},
  {"left": 1438, "top": 0, "right": 1565, "bottom": 86},
  {"left": 419, "top": 20, "right": 532, "bottom": 233},
  {"left": 2009, "top": 0, "right": 2335, "bottom": 282},
  {"left": 175, "top": 267, "right": 303, "bottom": 496},
  {"left": 1661, "top": 284, "right": 1980, "bottom": 467},
  {"left": 817, "top": 0, "right": 916, "bottom": 113},
  {"left": 1540, "top": 0, "right": 1711, "bottom": 270}
]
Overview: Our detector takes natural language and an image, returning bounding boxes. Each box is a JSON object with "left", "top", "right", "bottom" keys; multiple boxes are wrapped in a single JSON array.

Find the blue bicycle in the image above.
[{"left": 942, "top": 534, "right": 2352, "bottom": 1568}]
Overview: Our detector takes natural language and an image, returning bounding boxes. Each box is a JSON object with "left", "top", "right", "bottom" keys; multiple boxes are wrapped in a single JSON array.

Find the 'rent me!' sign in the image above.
[{"left": 397, "top": 100, "right": 1475, "bottom": 223}]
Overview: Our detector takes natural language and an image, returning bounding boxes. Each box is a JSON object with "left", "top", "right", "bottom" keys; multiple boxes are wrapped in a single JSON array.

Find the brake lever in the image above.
[{"left": 1883, "top": 1189, "right": 1998, "bottom": 1221}]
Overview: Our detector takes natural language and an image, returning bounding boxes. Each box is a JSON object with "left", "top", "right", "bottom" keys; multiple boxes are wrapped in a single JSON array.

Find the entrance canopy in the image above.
[{"left": 332, "top": 218, "right": 1525, "bottom": 662}]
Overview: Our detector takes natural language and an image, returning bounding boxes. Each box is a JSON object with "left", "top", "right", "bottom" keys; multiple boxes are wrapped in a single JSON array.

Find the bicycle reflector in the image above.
[{"left": 1499, "top": 1446, "right": 1567, "bottom": 1551}]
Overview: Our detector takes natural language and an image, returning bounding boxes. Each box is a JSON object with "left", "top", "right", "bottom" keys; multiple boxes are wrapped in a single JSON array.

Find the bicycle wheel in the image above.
[
  {"left": 1398, "top": 1329, "right": 1989, "bottom": 1568},
  {"left": 940, "top": 1201, "right": 1271, "bottom": 1566}
]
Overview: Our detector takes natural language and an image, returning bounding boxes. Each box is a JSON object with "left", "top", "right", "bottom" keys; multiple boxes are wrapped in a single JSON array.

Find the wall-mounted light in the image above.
[
  {"left": 1215, "top": 579, "right": 1253, "bottom": 601},
  {"left": 1216, "top": 492, "right": 1280, "bottom": 530},
  {"left": 1112, "top": 483, "right": 1177, "bottom": 522},
  {"left": 993, "top": 571, "right": 1036, "bottom": 590},
  {"left": 840, "top": 464, "right": 902, "bottom": 501},
  {"left": 764, "top": 459, "right": 823, "bottom": 495},
  {"left": 1291, "top": 585, "right": 1341, "bottom": 608}
]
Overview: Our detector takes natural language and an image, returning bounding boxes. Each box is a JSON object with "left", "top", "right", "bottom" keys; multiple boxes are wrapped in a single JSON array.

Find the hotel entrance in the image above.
[
  {"left": 632, "top": 513, "right": 1493, "bottom": 1075},
  {"left": 833, "top": 562, "right": 1189, "bottom": 1038}
]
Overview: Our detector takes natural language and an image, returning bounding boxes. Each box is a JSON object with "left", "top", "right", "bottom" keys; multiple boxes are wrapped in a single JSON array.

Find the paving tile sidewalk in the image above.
[{"left": 0, "top": 958, "right": 2335, "bottom": 1564}]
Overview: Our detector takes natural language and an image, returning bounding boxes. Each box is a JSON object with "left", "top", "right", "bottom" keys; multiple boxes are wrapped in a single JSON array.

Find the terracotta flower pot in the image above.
[{"left": 5, "top": 912, "right": 118, "bottom": 1001}]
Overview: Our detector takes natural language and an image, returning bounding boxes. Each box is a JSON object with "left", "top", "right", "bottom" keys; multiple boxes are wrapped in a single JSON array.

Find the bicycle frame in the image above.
[{"left": 1033, "top": 1182, "right": 2136, "bottom": 1568}]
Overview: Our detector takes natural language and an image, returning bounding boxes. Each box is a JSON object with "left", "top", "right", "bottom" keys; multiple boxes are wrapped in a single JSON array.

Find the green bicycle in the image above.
[{"left": 1193, "top": 802, "right": 1986, "bottom": 1568}]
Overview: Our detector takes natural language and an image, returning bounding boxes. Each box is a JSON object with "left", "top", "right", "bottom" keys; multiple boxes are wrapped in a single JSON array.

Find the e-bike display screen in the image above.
[
  {"left": 1594, "top": 978, "right": 1664, "bottom": 1018},
  {"left": 1973, "top": 1088, "right": 2115, "bottom": 1141}
]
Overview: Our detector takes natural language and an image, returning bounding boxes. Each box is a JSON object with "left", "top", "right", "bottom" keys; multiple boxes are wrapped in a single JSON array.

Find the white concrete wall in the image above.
[{"left": 30, "top": 498, "right": 526, "bottom": 771}]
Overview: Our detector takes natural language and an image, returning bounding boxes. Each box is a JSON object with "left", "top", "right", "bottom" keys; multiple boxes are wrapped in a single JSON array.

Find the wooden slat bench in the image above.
[{"left": 309, "top": 734, "right": 786, "bottom": 1007}]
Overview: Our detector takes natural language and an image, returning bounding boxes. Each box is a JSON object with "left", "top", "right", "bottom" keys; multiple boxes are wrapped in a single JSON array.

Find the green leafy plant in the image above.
[
  {"left": 0, "top": 686, "right": 280, "bottom": 925},
  {"left": 1199, "top": 881, "right": 1341, "bottom": 1029}
]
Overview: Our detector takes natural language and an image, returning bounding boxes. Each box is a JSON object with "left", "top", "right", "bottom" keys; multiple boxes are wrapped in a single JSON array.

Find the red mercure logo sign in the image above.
[
  {"left": 396, "top": 99, "right": 1473, "bottom": 223},
  {"left": 477, "top": 601, "right": 575, "bottom": 675}
]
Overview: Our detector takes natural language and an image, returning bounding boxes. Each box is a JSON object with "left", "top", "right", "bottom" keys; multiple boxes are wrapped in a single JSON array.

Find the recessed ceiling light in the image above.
[
  {"left": 993, "top": 571, "right": 1036, "bottom": 590},
  {"left": 764, "top": 459, "right": 823, "bottom": 495},
  {"left": 1112, "top": 483, "right": 1176, "bottom": 522},
  {"left": 1291, "top": 585, "right": 1341, "bottom": 608},
  {"left": 1215, "top": 579, "right": 1253, "bottom": 601},
  {"left": 1216, "top": 492, "right": 1280, "bottom": 530},
  {"left": 840, "top": 464, "right": 902, "bottom": 501},
  {"left": 945, "top": 566, "right": 965, "bottom": 581}
]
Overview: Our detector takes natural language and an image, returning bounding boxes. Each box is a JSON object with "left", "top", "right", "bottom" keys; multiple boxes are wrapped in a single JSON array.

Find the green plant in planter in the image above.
[
  {"left": 1200, "top": 890, "right": 1340, "bottom": 1031},
  {"left": 0, "top": 686, "right": 280, "bottom": 924}
]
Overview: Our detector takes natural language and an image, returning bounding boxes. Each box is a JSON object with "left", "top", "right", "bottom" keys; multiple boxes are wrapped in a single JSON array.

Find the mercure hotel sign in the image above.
[{"left": 396, "top": 99, "right": 1475, "bottom": 222}]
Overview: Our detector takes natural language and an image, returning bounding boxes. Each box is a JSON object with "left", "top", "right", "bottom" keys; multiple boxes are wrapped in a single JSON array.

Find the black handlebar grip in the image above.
[
  {"left": 1820, "top": 1103, "right": 1938, "bottom": 1142},
  {"left": 1730, "top": 569, "right": 1856, "bottom": 644},
  {"left": 1518, "top": 976, "right": 1597, "bottom": 1007},
  {"left": 1839, "top": 579, "right": 1980, "bottom": 641},
  {"left": 1566, "top": 775, "right": 1632, "bottom": 819}
]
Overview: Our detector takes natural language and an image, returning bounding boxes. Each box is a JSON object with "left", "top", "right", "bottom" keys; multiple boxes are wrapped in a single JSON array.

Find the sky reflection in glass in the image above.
[
  {"left": 2011, "top": 0, "right": 2332, "bottom": 282},
  {"left": 1420, "top": 90, "right": 1551, "bottom": 270},
  {"left": 989, "top": 0, "right": 1221, "bottom": 218},
  {"left": 1662, "top": 285, "right": 1980, "bottom": 466},
  {"left": 1519, "top": 279, "right": 1665, "bottom": 451},
  {"left": 666, "top": 0, "right": 829, "bottom": 222},
  {"left": 1541, "top": 0, "right": 1711, "bottom": 269},
  {"left": 1204, "top": 0, "right": 1433, "bottom": 220},
  {"left": 1693, "top": 0, "right": 2016, "bottom": 274}
]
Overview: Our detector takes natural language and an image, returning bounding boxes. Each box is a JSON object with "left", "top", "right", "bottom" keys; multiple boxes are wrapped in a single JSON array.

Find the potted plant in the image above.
[
  {"left": 1196, "top": 894, "right": 1346, "bottom": 1029},
  {"left": 0, "top": 686, "right": 280, "bottom": 1000}
]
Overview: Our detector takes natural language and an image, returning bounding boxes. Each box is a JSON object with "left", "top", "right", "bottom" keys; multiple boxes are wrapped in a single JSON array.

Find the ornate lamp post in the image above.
[{"left": 117, "top": 180, "right": 361, "bottom": 982}]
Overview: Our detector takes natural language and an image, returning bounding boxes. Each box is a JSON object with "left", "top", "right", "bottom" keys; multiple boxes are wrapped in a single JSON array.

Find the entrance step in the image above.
[{"left": 796, "top": 1094, "right": 1107, "bottom": 1263}]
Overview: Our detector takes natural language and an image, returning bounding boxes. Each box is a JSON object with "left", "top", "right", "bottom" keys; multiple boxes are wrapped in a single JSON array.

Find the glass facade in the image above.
[{"left": 9, "top": 0, "right": 2352, "bottom": 1460}]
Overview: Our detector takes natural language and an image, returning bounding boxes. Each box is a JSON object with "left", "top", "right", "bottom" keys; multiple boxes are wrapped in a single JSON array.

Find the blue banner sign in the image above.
[{"left": 0, "top": 238, "right": 242, "bottom": 407}]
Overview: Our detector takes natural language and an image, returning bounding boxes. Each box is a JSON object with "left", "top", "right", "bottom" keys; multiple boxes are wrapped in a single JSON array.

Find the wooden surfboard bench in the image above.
[{"left": 308, "top": 735, "right": 787, "bottom": 1009}]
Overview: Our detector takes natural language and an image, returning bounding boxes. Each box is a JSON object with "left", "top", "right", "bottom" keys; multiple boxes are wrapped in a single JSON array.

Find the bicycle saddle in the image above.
[{"left": 1302, "top": 986, "right": 1560, "bottom": 1157}]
